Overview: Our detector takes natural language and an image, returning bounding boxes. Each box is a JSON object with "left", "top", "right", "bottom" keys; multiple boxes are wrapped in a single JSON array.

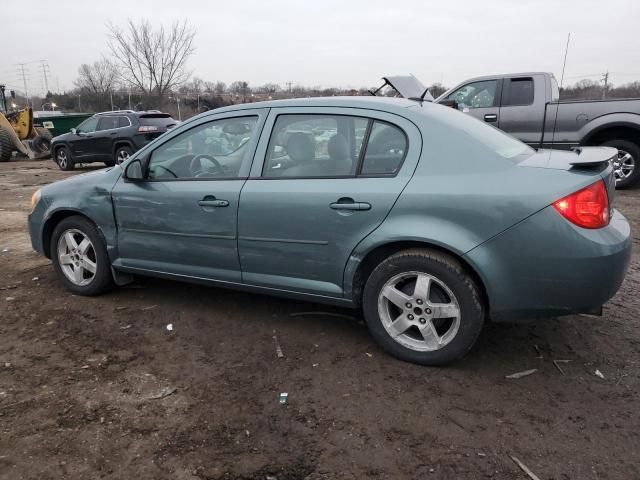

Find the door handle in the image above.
[
  {"left": 330, "top": 197, "right": 371, "bottom": 211},
  {"left": 484, "top": 114, "right": 498, "bottom": 122},
  {"left": 198, "top": 196, "right": 229, "bottom": 208}
]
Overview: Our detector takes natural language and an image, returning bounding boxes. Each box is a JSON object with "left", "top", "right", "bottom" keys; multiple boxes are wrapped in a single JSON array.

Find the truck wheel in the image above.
[
  {"left": 362, "top": 249, "right": 485, "bottom": 366},
  {"left": 55, "top": 146, "right": 75, "bottom": 171},
  {"left": 600, "top": 139, "right": 640, "bottom": 189},
  {"left": 0, "top": 128, "right": 14, "bottom": 162},
  {"left": 50, "top": 216, "right": 114, "bottom": 296}
]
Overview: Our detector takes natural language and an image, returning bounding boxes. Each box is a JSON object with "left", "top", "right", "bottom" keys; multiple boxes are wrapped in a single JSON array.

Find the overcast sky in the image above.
[{"left": 4, "top": 0, "right": 640, "bottom": 96}]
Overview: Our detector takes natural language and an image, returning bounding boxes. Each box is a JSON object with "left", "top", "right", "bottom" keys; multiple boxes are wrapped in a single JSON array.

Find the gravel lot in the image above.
[{"left": 1, "top": 159, "right": 639, "bottom": 480}]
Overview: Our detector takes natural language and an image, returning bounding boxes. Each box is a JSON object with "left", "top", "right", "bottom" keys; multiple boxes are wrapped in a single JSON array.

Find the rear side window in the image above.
[
  {"left": 139, "top": 114, "right": 176, "bottom": 128},
  {"left": 360, "top": 121, "right": 407, "bottom": 175},
  {"left": 97, "top": 116, "right": 119, "bottom": 131},
  {"left": 263, "top": 115, "right": 369, "bottom": 178},
  {"left": 118, "top": 116, "right": 131, "bottom": 128},
  {"left": 502, "top": 78, "right": 534, "bottom": 106}
]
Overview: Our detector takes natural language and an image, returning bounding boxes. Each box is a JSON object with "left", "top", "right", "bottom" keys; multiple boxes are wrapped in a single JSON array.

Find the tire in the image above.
[
  {"left": 0, "top": 127, "right": 14, "bottom": 162},
  {"left": 104, "top": 160, "right": 116, "bottom": 167},
  {"left": 55, "top": 146, "right": 74, "bottom": 171},
  {"left": 600, "top": 139, "right": 640, "bottom": 189},
  {"left": 362, "top": 249, "right": 485, "bottom": 366},
  {"left": 50, "top": 216, "right": 114, "bottom": 296},
  {"left": 32, "top": 127, "right": 53, "bottom": 155},
  {"left": 114, "top": 145, "right": 133, "bottom": 165}
]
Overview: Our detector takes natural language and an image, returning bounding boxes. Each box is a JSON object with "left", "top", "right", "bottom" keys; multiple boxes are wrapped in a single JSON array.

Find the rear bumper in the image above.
[{"left": 465, "top": 206, "right": 632, "bottom": 322}]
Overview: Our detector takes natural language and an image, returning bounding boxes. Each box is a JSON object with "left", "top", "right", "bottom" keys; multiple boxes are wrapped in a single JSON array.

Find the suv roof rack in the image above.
[{"left": 96, "top": 110, "right": 136, "bottom": 115}]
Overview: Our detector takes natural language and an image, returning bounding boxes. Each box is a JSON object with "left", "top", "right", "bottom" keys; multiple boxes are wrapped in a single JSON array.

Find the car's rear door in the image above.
[
  {"left": 95, "top": 116, "right": 121, "bottom": 161},
  {"left": 237, "top": 107, "right": 422, "bottom": 297},
  {"left": 111, "top": 109, "right": 267, "bottom": 282},
  {"left": 496, "top": 76, "right": 543, "bottom": 146}
]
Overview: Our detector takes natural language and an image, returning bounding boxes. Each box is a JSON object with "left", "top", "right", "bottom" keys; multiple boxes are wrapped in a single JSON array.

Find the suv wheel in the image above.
[
  {"left": 115, "top": 146, "right": 133, "bottom": 165},
  {"left": 55, "top": 147, "right": 74, "bottom": 171},
  {"left": 600, "top": 139, "right": 640, "bottom": 189},
  {"left": 363, "top": 249, "right": 485, "bottom": 366},
  {"left": 50, "top": 216, "right": 114, "bottom": 296}
]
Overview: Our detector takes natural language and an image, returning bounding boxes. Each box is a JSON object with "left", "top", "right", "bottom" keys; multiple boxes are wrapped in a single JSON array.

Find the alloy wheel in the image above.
[
  {"left": 57, "top": 229, "right": 97, "bottom": 286},
  {"left": 116, "top": 149, "right": 130, "bottom": 164},
  {"left": 377, "top": 271, "right": 461, "bottom": 352},
  {"left": 56, "top": 150, "right": 68, "bottom": 169},
  {"left": 612, "top": 149, "right": 635, "bottom": 182}
]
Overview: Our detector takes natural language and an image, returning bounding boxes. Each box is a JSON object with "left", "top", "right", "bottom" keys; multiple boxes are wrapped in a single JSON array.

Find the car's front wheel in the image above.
[
  {"left": 50, "top": 216, "right": 114, "bottom": 296},
  {"left": 55, "top": 147, "right": 74, "bottom": 171},
  {"left": 363, "top": 249, "right": 485, "bottom": 366}
]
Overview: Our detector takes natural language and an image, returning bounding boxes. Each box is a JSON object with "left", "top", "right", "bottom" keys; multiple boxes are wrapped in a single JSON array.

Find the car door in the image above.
[
  {"left": 495, "top": 76, "right": 543, "bottom": 146},
  {"left": 111, "top": 109, "right": 267, "bottom": 282},
  {"left": 70, "top": 116, "right": 100, "bottom": 159},
  {"left": 237, "top": 107, "right": 421, "bottom": 297},
  {"left": 443, "top": 79, "right": 503, "bottom": 126},
  {"left": 95, "top": 116, "right": 121, "bottom": 161}
]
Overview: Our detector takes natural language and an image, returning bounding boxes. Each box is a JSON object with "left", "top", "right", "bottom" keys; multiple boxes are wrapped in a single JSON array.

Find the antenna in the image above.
[{"left": 550, "top": 33, "right": 570, "bottom": 154}]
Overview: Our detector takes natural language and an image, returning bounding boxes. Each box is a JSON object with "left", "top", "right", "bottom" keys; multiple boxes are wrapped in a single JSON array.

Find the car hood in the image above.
[
  {"left": 52, "top": 131, "right": 74, "bottom": 143},
  {"left": 41, "top": 166, "right": 123, "bottom": 199}
]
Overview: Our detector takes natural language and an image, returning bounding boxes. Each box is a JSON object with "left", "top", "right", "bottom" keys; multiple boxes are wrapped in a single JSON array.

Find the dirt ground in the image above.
[{"left": 0, "top": 159, "right": 638, "bottom": 480}]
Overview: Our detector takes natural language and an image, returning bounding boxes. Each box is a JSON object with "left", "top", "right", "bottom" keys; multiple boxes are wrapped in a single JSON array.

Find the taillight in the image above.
[
  {"left": 553, "top": 180, "right": 610, "bottom": 229},
  {"left": 138, "top": 125, "right": 159, "bottom": 133}
]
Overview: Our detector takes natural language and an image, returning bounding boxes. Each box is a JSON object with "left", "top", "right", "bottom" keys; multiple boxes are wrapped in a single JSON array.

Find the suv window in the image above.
[
  {"left": 263, "top": 115, "right": 369, "bottom": 178},
  {"left": 147, "top": 116, "right": 258, "bottom": 180},
  {"left": 97, "top": 116, "right": 120, "bottom": 131},
  {"left": 446, "top": 80, "right": 498, "bottom": 109},
  {"left": 360, "top": 121, "right": 407, "bottom": 175},
  {"left": 503, "top": 78, "right": 534, "bottom": 106},
  {"left": 118, "top": 116, "right": 131, "bottom": 128},
  {"left": 76, "top": 117, "right": 99, "bottom": 133}
]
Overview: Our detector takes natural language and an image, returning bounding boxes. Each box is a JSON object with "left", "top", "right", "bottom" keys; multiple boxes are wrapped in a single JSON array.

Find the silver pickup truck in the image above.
[{"left": 436, "top": 72, "right": 640, "bottom": 188}]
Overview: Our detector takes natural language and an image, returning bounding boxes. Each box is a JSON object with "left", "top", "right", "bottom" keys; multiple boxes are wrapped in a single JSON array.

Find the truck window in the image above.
[
  {"left": 446, "top": 80, "right": 498, "bottom": 109},
  {"left": 502, "top": 78, "right": 534, "bottom": 106}
]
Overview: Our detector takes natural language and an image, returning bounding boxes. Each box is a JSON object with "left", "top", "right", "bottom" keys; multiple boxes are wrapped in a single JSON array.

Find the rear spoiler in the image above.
[{"left": 569, "top": 146, "right": 617, "bottom": 168}]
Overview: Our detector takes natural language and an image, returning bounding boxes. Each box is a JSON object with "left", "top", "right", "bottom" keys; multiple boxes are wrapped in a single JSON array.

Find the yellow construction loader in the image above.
[{"left": 0, "top": 84, "right": 52, "bottom": 161}]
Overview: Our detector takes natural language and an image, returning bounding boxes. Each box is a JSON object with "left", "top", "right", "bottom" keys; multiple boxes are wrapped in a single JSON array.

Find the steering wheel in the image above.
[{"left": 190, "top": 154, "right": 224, "bottom": 177}]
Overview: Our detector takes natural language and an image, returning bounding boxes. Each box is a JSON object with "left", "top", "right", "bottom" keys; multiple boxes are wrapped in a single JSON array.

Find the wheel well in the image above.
[
  {"left": 42, "top": 211, "right": 94, "bottom": 258},
  {"left": 584, "top": 126, "right": 640, "bottom": 147},
  {"left": 351, "top": 241, "right": 489, "bottom": 312}
]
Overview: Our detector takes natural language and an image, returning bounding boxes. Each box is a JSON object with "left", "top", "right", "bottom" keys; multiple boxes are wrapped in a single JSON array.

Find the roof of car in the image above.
[
  {"left": 208, "top": 96, "right": 420, "bottom": 115},
  {"left": 94, "top": 110, "right": 169, "bottom": 116}
]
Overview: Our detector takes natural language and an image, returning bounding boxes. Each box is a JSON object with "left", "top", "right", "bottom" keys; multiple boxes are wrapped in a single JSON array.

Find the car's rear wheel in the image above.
[
  {"left": 55, "top": 146, "right": 74, "bottom": 171},
  {"left": 363, "top": 249, "right": 485, "bottom": 366},
  {"left": 115, "top": 145, "right": 133, "bottom": 165},
  {"left": 600, "top": 139, "right": 640, "bottom": 189},
  {"left": 50, "top": 216, "right": 114, "bottom": 296}
]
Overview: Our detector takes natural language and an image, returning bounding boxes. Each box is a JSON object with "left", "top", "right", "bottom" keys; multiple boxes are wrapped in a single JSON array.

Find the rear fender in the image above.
[{"left": 580, "top": 113, "right": 640, "bottom": 144}]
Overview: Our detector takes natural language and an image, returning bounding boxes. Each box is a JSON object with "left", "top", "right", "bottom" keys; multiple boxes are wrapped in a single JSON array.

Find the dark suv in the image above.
[{"left": 51, "top": 110, "right": 177, "bottom": 170}]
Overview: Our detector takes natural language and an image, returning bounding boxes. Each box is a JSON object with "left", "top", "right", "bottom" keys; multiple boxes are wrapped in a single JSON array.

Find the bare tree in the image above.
[
  {"left": 74, "top": 59, "right": 119, "bottom": 111},
  {"left": 107, "top": 19, "right": 196, "bottom": 107}
]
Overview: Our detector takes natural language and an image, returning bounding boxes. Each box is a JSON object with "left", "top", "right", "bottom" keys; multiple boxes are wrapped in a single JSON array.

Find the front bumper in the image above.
[{"left": 465, "top": 206, "right": 632, "bottom": 321}]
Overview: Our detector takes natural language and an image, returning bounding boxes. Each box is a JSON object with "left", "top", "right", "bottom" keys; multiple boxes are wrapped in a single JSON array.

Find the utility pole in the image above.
[
  {"left": 39, "top": 60, "right": 50, "bottom": 95},
  {"left": 16, "top": 63, "right": 29, "bottom": 106},
  {"left": 286, "top": 82, "right": 292, "bottom": 93},
  {"left": 601, "top": 71, "right": 609, "bottom": 100}
]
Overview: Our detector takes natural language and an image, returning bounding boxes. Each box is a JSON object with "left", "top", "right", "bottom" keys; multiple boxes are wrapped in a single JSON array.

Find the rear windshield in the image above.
[
  {"left": 428, "top": 104, "right": 534, "bottom": 162},
  {"left": 139, "top": 114, "right": 176, "bottom": 127}
]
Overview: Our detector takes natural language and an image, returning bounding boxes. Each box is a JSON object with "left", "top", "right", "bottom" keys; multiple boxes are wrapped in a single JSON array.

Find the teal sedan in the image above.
[{"left": 27, "top": 97, "right": 631, "bottom": 365}]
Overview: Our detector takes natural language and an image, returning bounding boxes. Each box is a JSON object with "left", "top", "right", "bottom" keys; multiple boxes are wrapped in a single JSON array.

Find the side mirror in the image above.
[
  {"left": 439, "top": 99, "right": 460, "bottom": 110},
  {"left": 124, "top": 159, "right": 144, "bottom": 181},
  {"left": 70, "top": 128, "right": 77, "bottom": 134}
]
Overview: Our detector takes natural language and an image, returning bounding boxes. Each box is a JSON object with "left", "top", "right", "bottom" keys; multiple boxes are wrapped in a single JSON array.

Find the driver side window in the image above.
[
  {"left": 446, "top": 80, "right": 498, "bottom": 109},
  {"left": 148, "top": 116, "right": 258, "bottom": 180},
  {"left": 77, "top": 117, "right": 99, "bottom": 133}
]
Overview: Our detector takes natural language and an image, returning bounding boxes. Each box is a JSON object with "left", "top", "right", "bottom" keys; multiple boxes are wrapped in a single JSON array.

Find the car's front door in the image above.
[
  {"left": 111, "top": 109, "right": 267, "bottom": 282},
  {"left": 443, "top": 79, "right": 503, "bottom": 126},
  {"left": 70, "top": 116, "right": 100, "bottom": 159},
  {"left": 237, "top": 108, "right": 421, "bottom": 297}
]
